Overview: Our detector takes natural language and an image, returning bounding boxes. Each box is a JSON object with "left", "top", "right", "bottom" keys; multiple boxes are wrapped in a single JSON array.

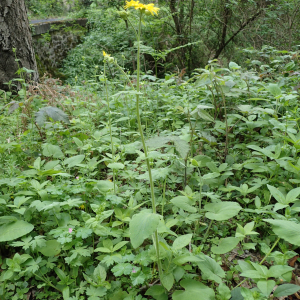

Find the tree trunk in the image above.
[{"left": 0, "top": 0, "right": 38, "bottom": 91}]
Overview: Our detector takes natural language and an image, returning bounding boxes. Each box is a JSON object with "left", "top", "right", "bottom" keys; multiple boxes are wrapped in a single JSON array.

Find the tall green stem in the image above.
[
  {"left": 135, "top": 12, "right": 163, "bottom": 279},
  {"left": 104, "top": 63, "right": 116, "bottom": 193}
]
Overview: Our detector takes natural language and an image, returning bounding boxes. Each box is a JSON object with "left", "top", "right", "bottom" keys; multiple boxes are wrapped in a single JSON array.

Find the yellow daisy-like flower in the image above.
[
  {"left": 124, "top": 0, "right": 140, "bottom": 9},
  {"left": 144, "top": 3, "right": 159, "bottom": 15},
  {"left": 103, "top": 51, "right": 110, "bottom": 58},
  {"left": 79, "top": 204, "right": 85, "bottom": 210},
  {"left": 124, "top": 0, "right": 159, "bottom": 15}
]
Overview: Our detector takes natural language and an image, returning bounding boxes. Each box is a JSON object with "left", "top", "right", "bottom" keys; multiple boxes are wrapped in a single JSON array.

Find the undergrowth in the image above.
[{"left": 1, "top": 2, "right": 300, "bottom": 300}]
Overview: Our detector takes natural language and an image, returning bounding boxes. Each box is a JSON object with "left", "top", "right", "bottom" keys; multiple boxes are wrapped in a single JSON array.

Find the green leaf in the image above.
[
  {"left": 257, "top": 280, "right": 275, "bottom": 297},
  {"left": 217, "top": 283, "right": 231, "bottom": 300},
  {"left": 267, "top": 84, "right": 282, "bottom": 97},
  {"left": 0, "top": 220, "right": 34, "bottom": 242},
  {"left": 62, "top": 286, "right": 69, "bottom": 300},
  {"left": 273, "top": 284, "right": 300, "bottom": 297},
  {"left": 146, "top": 285, "right": 168, "bottom": 300},
  {"left": 172, "top": 279, "right": 215, "bottom": 300},
  {"left": 95, "top": 180, "right": 114, "bottom": 192},
  {"left": 146, "top": 136, "right": 171, "bottom": 148},
  {"left": 211, "top": 237, "right": 239, "bottom": 254},
  {"left": 37, "top": 240, "right": 61, "bottom": 257},
  {"left": 111, "top": 263, "right": 133, "bottom": 276},
  {"left": 286, "top": 187, "right": 300, "bottom": 203},
  {"left": 172, "top": 234, "right": 193, "bottom": 250},
  {"left": 42, "top": 143, "right": 64, "bottom": 158},
  {"left": 229, "top": 62, "right": 241, "bottom": 70},
  {"left": 64, "top": 155, "right": 85, "bottom": 168},
  {"left": 171, "top": 196, "right": 197, "bottom": 213},
  {"left": 94, "top": 264, "right": 106, "bottom": 284},
  {"left": 204, "top": 201, "right": 242, "bottom": 221},
  {"left": 267, "top": 185, "right": 286, "bottom": 204},
  {"left": 197, "top": 110, "right": 214, "bottom": 122},
  {"left": 107, "top": 163, "right": 124, "bottom": 170},
  {"left": 264, "top": 219, "right": 300, "bottom": 246},
  {"left": 113, "top": 241, "right": 129, "bottom": 252},
  {"left": 172, "top": 137, "right": 190, "bottom": 159},
  {"left": 129, "top": 210, "right": 160, "bottom": 248},
  {"left": 86, "top": 286, "right": 107, "bottom": 298},
  {"left": 36, "top": 106, "right": 70, "bottom": 126},
  {"left": 197, "top": 254, "right": 225, "bottom": 284},
  {"left": 161, "top": 272, "right": 174, "bottom": 291}
]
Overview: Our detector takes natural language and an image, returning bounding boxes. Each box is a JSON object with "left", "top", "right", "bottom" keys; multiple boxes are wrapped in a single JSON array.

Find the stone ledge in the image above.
[{"left": 31, "top": 18, "right": 88, "bottom": 36}]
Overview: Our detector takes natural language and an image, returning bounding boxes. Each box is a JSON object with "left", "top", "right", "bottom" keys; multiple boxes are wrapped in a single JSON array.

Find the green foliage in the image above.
[{"left": 2, "top": 1, "right": 300, "bottom": 296}]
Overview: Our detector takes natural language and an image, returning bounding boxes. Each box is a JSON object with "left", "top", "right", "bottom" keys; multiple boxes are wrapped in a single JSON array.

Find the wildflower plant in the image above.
[{"left": 104, "top": 0, "right": 163, "bottom": 282}]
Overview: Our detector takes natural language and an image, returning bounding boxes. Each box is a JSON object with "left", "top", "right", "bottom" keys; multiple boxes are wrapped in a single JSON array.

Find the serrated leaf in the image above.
[
  {"left": 35, "top": 106, "right": 70, "bottom": 126},
  {"left": 146, "top": 136, "right": 171, "bottom": 148},
  {"left": 42, "top": 143, "right": 64, "bottom": 158},
  {"left": 172, "top": 137, "right": 190, "bottom": 159},
  {"left": 129, "top": 210, "right": 160, "bottom": 248}
]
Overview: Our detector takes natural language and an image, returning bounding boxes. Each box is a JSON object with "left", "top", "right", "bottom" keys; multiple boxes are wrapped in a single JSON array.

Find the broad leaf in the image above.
[
  {"left": 129, "top": 210, "right": 160, "bottom": 248},
  {"left": 197, "top": 254, "right": 225, "bottom": 284},
  {"left": 172, "top": 234, "right": 193, "bottom": 250},
  {"left": 146, "top": 285, "right": 168, "bottom": 300},
  {"left": 37, "top": 240, "right": 61, "bottom": 257},
  {"left": 64, "top": 155, "right": 85, "bottom": 168},
  {"left": 0, "top": 220, "right": 34, "bottom": 242},
  {"left": 267, "top": 185, "right": 286, "bottom": 204},
  {"left": 161, "top": 272, "right": 174, "bottom": 291},
  {"left": 205, "top": 201, "right": 242, "bottom": 221},
  {"left": 36, "top": 106, "right": 70, "bottom": 126},
  {"left": 172, "top": 279, "right": 215, "bottom": 300},
  {"left": 171, "top": 196, "right": 197, "bottom": 213},
  {"left": 264, "top": 219, "right": 300, "bottom": 246},
  {"left": 257, "top": 280, "right": 275, "bottom": 297},
  {"left": 211, "top": 237, "right": 239, "bottom": 254},
  {"left": 274, "top": 284, "right": 300, "bottom": 297}
]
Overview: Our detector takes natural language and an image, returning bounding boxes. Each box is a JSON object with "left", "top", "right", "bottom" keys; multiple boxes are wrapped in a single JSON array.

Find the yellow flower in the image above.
[
  {"left": 79, "top": 204, "right": 85, "bottom": 210},
  {"left": 103, "top": 50, "right": 114, "bottom": 62},
  {"left": 124, "top": 0, "right": 159, "bottom": 15},
  {"left": 103, "top": 51, "right": 110, "bottom": 58},
  {"left": 144, "top": 3, "right": 159, "bottom": 15},
  {"left": 124, "top": 0, "right": 140, "bottom": 9}
]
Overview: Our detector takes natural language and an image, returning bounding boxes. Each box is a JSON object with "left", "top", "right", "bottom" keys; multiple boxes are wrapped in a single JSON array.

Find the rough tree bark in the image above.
[{"left": 0, "top": 0, "right": 38, "bottom": 91}]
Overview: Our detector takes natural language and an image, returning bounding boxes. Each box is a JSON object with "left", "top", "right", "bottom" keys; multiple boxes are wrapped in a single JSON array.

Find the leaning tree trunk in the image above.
[{"left": 0, "top": 0, "right": 39, "bottom": 92}]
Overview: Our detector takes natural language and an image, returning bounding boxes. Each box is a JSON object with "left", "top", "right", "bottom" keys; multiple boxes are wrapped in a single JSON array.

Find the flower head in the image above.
[
  {"left": 124, "top": 0, "right": 159, "bottom": 15},
  {"left": 103, "top": 51, "right": 114, "bottom": 63},
  {"left": 68, "top": 228, "right": 73, "bottom": 233}
]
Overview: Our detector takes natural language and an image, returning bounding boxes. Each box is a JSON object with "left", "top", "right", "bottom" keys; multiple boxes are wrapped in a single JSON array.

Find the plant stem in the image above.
[
  {"left": 135, "top": 12, "right": 163, "bottom": 280},
  {"left": 201, "top": 219, "right": 213, "bottom": 246},
  {"left": 104, "top": 63, "right": 116, "bottom": 193}
]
